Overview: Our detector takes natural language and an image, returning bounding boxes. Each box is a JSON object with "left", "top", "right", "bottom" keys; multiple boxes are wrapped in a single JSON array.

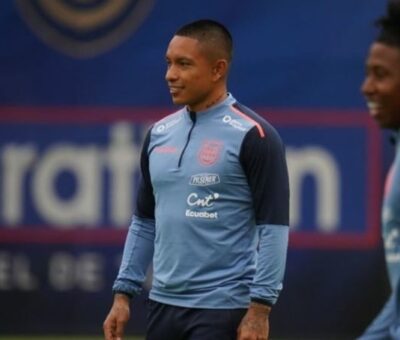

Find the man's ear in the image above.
[{"left": 212, "top": 59, "right": 228, "bottom": 81}]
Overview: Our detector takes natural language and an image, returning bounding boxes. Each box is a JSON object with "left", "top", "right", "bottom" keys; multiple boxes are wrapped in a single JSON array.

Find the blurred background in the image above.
[{"left": 0, "top": 0, "right": 393, "bottom": 339}]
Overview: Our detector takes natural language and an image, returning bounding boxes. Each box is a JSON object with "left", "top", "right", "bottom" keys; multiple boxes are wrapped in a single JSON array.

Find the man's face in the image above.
[
  {"left": 362, "top": 42, "right": 400, "bottom": 129},
  {"left": 165, "top": 35, "right": 218, "bottom": 112}
]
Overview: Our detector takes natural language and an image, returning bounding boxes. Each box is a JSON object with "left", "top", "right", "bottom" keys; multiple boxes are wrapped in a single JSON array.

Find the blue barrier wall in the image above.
[{"left": 0, "top": 1, "right": 393, "bottom": 338}]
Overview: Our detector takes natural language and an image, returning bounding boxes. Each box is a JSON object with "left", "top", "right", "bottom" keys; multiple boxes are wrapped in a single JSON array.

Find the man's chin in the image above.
[{"left": 171, "top": 97, "right": 185, "bottom": 106}]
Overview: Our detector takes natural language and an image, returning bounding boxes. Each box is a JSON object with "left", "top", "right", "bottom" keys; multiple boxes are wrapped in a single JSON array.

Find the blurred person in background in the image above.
[
  {"left": 103, "top": 19, "right": 289, "bottom": 340},
  {"left": 359, "top": 1, "right": 400, "bottom": 338}
]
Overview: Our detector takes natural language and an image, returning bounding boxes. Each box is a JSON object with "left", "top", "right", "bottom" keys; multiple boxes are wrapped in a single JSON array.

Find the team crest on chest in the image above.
[{"left": 198, "top": 140, "right": 223, "bottom": 166}]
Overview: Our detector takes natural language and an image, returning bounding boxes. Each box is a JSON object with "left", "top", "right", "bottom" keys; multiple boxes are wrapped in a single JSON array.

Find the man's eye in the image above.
[{"left": 373, "top": 68, "right": 388, "bottom": 79}]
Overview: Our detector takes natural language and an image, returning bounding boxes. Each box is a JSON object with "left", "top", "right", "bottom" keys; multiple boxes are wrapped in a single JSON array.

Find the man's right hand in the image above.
[{"left": 103, "top": 293, "right": 131, "bottom": 340}]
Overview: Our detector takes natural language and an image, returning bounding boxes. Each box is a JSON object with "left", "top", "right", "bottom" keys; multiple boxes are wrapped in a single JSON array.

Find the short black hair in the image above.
[
  {"left": 175, "top": 19, "right": 233, "bottom": 62},
  {"left": 375, "top": 0, "right": 400, "bottom": 48}
]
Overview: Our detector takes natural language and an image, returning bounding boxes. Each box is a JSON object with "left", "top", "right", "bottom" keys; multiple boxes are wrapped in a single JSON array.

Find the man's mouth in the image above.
[
  {"left": 168, "top": 86, "right": 183, "bottom": 94},
  {"left": 366, "top": 101, "right": 382, "bottom": 116}
]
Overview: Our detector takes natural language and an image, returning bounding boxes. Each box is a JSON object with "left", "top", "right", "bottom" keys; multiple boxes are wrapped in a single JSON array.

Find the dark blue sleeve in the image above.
[
  {"left": 239, "top": 124, "right": 289, "bottom": 226},
  {"left": 135, "top": 127, "right": 155, "bottom": 219},
  {"left": 240, "top": 123, "right": 290, "bottom": 306}
]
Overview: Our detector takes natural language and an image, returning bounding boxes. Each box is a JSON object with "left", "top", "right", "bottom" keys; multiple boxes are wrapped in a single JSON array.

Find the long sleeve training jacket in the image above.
[
  {"left": 383, "top": 130, "right": 400, "bottom": 291},
  {"left": 113, "top": 93, "right": 289, "bottom": 308}
]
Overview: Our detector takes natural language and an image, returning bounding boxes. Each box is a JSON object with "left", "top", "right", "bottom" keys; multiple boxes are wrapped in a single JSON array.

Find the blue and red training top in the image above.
[
  {"left": 382, "top": 130, "right": 400, "bottom": 291},
  {"left": 113, "top": 93, "right": 290, "bottom": 308}
]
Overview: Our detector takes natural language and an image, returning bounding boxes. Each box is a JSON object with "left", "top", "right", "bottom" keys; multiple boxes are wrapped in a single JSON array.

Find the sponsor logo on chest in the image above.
[
  {"left": 185, "top": 192, "right": 220, "bottom": 220},
  {"left": 155, "top": 116, "right": 182, "bottom": 133},
  {"left": 154, "top": 146, "right": 178, "bottom": 154},
  {"left": 187, "top": 192, "right": 219, "bottom": 207},
  {"left": 189, "top": 173, "right": 220, "bottom": 186},
  {"left": 222, "top": 115, "right": 246, "bottom": 132}
]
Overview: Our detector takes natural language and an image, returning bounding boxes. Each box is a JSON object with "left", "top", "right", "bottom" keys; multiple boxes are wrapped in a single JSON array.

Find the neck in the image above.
[
  {"left": 205, "top": 91, "right": 227, "bottom": 109},
  {"left": 188, "top": 91, "right": 228, "bottom": 112}
]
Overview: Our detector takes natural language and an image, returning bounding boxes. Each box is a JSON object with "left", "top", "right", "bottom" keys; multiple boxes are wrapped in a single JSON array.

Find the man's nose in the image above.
[
  {"left": 166, "top": 65, "right": 178, "bottom": 82},
  {"left": 361, "top": 76, "right": 375, "bottom": 97}
]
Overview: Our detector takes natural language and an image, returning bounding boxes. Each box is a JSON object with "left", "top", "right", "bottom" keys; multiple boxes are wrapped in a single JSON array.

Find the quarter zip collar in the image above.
[{"left": 178, "top": 93, "right": 236, "bottom": 167}]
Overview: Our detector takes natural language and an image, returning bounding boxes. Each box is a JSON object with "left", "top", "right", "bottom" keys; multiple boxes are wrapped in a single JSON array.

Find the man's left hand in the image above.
[{"left": 237, "top": 301, "right": 271, "bottom": 340}]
